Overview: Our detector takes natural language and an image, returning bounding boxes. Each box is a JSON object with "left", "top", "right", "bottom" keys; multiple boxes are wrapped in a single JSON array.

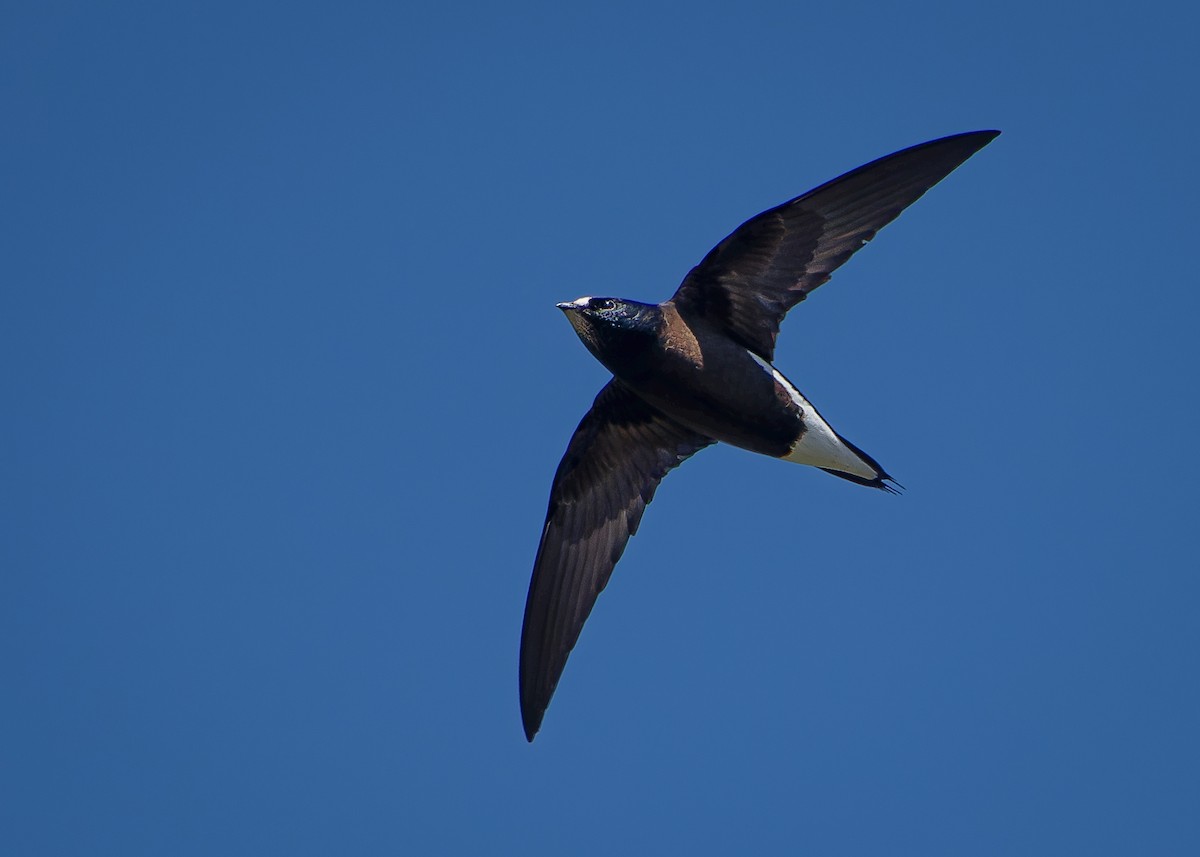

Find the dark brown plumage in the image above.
[
  {"left": 520, "top": 131, "right": 999, "bottom": 741},
  {"left": 519, "top": 382, "right": 711, "bottom": 740}
]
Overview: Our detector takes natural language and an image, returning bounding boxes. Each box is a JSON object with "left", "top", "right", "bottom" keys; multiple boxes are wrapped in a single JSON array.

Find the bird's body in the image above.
[
  {"left": 520, "top": 131, "right": 1000, "bottom": 740},
  {"left": 560, "top": 296, "right": 883, "bottom": 477}
]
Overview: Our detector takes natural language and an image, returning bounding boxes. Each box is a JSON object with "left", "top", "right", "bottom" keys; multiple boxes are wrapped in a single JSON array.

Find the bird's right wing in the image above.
[{"left": 520, "top": 380, "right": 713, "bottom": 741}]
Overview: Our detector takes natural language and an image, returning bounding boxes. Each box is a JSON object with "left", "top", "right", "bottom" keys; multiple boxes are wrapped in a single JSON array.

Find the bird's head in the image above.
[{"left": 556, "top": 296, "right": 662, "bottom": 373}]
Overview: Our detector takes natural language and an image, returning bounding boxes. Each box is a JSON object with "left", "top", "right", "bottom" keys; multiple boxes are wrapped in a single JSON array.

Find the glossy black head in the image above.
[{"left": 556, "top": 296, "right": 662, "bottom": 376}]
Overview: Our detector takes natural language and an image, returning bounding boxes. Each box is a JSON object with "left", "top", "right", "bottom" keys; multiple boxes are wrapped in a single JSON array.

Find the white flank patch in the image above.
[{"left": 746, "top": 351, "right": 879, "bottom": 479}]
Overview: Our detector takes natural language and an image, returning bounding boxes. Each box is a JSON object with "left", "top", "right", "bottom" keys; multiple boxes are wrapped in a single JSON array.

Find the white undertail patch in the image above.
[{"left": 746, "top": 351, "right": 880, "bottom": 480}]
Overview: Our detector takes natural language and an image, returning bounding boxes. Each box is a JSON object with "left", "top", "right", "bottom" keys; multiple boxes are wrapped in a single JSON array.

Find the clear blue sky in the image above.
[{"left": 3, "top": 2, "right": 1197, "bottom": 854}]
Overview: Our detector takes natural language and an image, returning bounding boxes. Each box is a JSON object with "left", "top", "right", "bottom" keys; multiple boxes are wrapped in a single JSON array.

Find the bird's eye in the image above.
[{"left": 590, "top": 298, "right": 617, "bottom": 311}]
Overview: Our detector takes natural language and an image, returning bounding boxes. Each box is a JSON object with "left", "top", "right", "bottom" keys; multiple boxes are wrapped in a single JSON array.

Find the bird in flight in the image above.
[{"left": 519, "top": 130, "right": 999, "bottom": 741}]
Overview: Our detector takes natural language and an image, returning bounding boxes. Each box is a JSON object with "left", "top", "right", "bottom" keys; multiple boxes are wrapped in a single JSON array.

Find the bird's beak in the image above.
[{"left": 557, "top": 300, "right": 594, "bottom": 343}]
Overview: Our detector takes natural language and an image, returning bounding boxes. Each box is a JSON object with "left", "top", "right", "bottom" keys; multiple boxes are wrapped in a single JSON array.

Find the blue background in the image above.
[{"left": 4, "top": 2, "right": 1198, "bottom": 854}]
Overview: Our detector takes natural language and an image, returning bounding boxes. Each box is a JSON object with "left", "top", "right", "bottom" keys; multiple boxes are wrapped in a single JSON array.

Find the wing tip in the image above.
[
  {"left": 904, "top": 129, "right": 1001, "bottom": 165},
  {"left": 943, "top": 128, "right": 1002, "bottom": 155},
  {"left": 521, "top": 700, "right": 544, "bottom": 742},
  {"left": 942, "top": 128, "right": 1001, "bottom": 141}
]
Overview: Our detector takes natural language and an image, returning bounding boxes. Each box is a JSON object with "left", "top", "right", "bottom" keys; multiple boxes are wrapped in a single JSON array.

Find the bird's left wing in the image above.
[
  {"left": 520, "top": 380, "right": 713, "bottom": 741},
  {"left": 667, "top": 130, "right": 1000, "bottom": 361}
]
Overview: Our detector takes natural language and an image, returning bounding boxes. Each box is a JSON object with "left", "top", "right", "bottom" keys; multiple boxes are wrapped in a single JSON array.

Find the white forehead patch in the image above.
[{"left": 568, "top": 296, "right": 593, "bottom": 308}]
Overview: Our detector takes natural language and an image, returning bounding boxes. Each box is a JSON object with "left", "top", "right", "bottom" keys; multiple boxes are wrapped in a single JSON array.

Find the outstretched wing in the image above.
[
  {"left": 668, "top": 130, "right": 1000, "bottom": 360},
  {"left": 520, "top": 380, "right": 713, "bottom": 741}
]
